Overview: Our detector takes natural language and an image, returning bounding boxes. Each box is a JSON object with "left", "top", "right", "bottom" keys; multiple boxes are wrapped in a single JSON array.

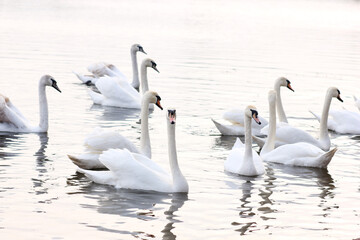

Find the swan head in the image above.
[
  {"left": 167, "top": 109, "right": 176, "bottom": 125},
  {"left": 142, "top": 58, "right": 160, "bottom": 73},
  {"left": 328, "top": 87, "right": 343, "bottom": 102},
  {"left": 143, "top": 91, "right": 163, "bottom": 110},
  {"left": 245, "top": 105, "right": 261, "bottom": 125},
  {"left": 41, "top": 75, "right": 61, "bottom": 93},
  {"left": 276, "top": 77, "right": 294, "bottom": 92},
  {"left": 132, "top": 44, "right": 147, "bottom": 55}
]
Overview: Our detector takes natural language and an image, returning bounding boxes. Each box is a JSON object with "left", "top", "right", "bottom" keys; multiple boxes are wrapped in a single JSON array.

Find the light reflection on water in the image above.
[{"left": 0, "top": 0, "right": 360, "bottom": 239}]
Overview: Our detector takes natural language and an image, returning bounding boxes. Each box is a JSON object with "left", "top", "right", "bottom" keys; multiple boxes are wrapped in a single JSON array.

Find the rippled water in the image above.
[{"left": 0, "top": 0, "right": 360, "bottom": 239}]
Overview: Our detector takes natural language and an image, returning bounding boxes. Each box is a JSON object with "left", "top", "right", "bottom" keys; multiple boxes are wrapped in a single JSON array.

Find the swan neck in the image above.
[
  {"left": 261, "top": 100, "right": 276, "bottom": 156},
  {"left": 38, "top": 82, "right": 48, "bottom": 132},
  {"left": 319, "top": 92, "right": 332, "bottom": 148},
  {"left": 274, "top": 83, "right": 288, "bottom": 123},
  {"left": 244, "top": 114, "right": 253, "bottom": 160},
  {"left": 131, "top": 50, "right": 140, "bottom": 89},
  {"left": 140, "top": 97, "right": 151, "bottom": 158},
  {"left": 140, "top": 62, "right": 149, "bottom": 94},
  {"left": 167, "top": 121, "right": 188, "bottom": 192}
]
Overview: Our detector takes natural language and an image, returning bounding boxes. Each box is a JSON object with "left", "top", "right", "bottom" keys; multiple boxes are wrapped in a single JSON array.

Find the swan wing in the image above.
[
  {"left": 84, "top": 127, "right": 140, "bottom": 154},
  {"left": 328, "top": 110, "right": 360, "bottom": 134},
  {"left": 0, "top": 96, "right": 29, "bottom": 129},
  {"left": 98, "top": 149, "right": 172, "bottom": 192},
  {"left": 262, "top": 142, "right": 336, "bottom": 168},
  {"left": 95, "top": 76, "right": 141, "bottom": 107},
  {"left": 274, "top": 124, "right": 319, "bottom": 146},
  {"left": 73, "top": 71, "right": 97, "bottom": 84}
]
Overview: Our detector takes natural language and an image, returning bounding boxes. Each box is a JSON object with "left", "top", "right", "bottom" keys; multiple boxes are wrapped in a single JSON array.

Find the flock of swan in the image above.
[{"left": 0, "top": 44, "right": 359, "bottom": 193}]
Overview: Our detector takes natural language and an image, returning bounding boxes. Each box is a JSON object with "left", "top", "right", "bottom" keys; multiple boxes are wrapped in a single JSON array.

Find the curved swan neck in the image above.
[
  {"left": 38, "top": 81, "right": 48, "bottom": 132},
  {"left": 244, "top": 113, "right": 253, "bottom": 161},
  {"left": 261, "top": 98, "right": 276, "bottom": 156},
  {"left": 140, "top": 62, "right": 149, "bottom": 94},
  {"left": 319, "top": 91, "right": 332, "bottom": 149},
  {"left": 167, "top": 121, "right": 188, "bottom": 193},
  {"left": 274, "top": 81, "right": 288, "bottom": 123},
  {"left": 130, "top": 49, "right": 140, "bottom": 89},
  {"left": 140, "top": 97, "right": 151, "bottom": 158}
]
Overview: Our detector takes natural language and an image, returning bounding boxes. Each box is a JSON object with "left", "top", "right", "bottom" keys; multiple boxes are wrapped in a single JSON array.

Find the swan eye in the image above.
[
  {"left": 156, "top": 95, "right": 161, "bottom": 101},
  {"left": 151, "top": 61, "right": 157, "bottom": 68}
]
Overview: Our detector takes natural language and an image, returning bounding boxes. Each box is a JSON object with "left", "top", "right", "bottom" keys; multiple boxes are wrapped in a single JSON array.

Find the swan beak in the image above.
[
  {"left": 168, "top": 109, "right": 176, "bottom": 124},
  {"left": 337, "top": 94, "right": 343, "bottom": 102},
  {"left": 252, "top": 113, "right": 261, "bottom": 125},
  {"left": 287, "top": 83, "right": 294, "bottom": 92},
  {"left": 153, "top": 66, "right": 160, "bottom": 73},
  {"left": 52, "top": 81, "right": 61, "bottom": 93},
  {"left": 156, "top": 99, "right": 163, "bottom": 110},
  {"left": 139, "top": 47, "right": 147, "bottom": 55}
]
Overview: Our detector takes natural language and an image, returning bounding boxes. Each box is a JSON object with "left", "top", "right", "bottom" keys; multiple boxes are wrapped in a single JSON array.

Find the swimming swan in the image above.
[
  {"left": 0, "top": 75, "right": 61, "bottom": 133},
  {"left": 260, "top": 90, "right": 337, "bottom": 168},
  {"left": 87, "top": 58, "right": 159, "bottom": 109},
  {"left": 74, "top": 44, "right": 146, "bottom": 87},
  {"left": 254, "top": 87, "right": 343, "bottom": 151},
  {"left": 212, "top": 77, "right": 293, "bottom": 136},
  {"left": 224, "top": 105, "right": 265, "bottom": 176},
  {"left": 68, "top": 90, "right": 163, "bottom": 169},
  {"left": 78, "top": 109, "right": 189, "bottom": 193}
]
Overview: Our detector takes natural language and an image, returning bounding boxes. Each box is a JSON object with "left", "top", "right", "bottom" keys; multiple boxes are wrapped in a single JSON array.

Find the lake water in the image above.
[{"left": 0, "top": 0, "right": 360, "bottom": 239}]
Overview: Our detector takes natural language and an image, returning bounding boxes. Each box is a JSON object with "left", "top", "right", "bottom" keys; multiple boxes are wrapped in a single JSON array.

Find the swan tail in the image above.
[
  {"left": 252, "top": 135, "right": 265, "bottom": 148},
  {"left": 309, "top": 110, "right": 321, "bottom": 122},
  {"left": 88, "top": 89, "right": 104, "bottom": 105},
  {"left": 68, "top": 154, "right": 106, "bottom": 170},
  {"left": 77, "top": 168, "right": 116, "bottom": 185},
  {"left": 317, "top": 147, "right": 337, "bottom": 168},
  {"left": 232, "top": 138, "right": 244, "bottom": 149},
  {"left": 212, "top": 118, "right": 236, "bottom": 135}
]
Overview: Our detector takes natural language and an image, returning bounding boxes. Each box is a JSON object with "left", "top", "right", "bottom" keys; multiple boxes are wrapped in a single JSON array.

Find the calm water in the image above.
[{"left": 0, "top": 0, "right": 360, "bottom": 239}]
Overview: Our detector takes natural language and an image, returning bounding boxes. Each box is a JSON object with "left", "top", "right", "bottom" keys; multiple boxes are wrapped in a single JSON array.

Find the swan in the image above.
[
  {"left": 212, "top": 77, "right": 293, "bottom": 136},
  {"left": 310, "top": 108, "right": 360, "bottom": 135},
  {"left": 74, "top": 44, "right": 146, "bottom": 87},
  {"left": 78, "top": 109, "right": 189, "bottom": 193},
  {"left": 354, "top": 96, "right": 360, "bottom": 111},
  {"left": 87, "top": 58, "right": 159, "bottom": 109},
  {"left": 68, "top": 90, "right": 163, "bottom": 169},
  {"left": 224, "top": 105, "right": 265, "bottom": 176},
  {"left": 0, "top": 75, "right": 61, "bottom": 133},
  {"left": 254, "top": 87, "right": 343, "bottom": 151},
  {"left": 260, "top": 90, "right": 337, "bottom": 168}
]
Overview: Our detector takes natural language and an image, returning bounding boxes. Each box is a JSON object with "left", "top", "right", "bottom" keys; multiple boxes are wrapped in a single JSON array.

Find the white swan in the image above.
[
  {"left": 212, "top": 77, "right": 293, "bottom": 136},
  {"left": 354, "top": 96, "right": 360, "bottom": 111},
  {"left": 78, "top": 109, "right": 189, "bottom": 193},
  {"left": 74, "top": 44, "right": 146, "bottom": 87},
  {"left": 87, "top": 58, "right": 159, "bottom": 109},
  {"left": 260, "top": 90, "right": 337, "bottom": 168},
  {"left": 310, "top": 108, "right": 360, "bottom": 135},
  {"left": 0, "top": 75, "right": 61, "bottom": 133},
  {"left": 254, "top": 87, "right": 343, "bottom": 151},
  {"left": 224, "top": 105, "right": 265, "bottom": 176},
  {"left": 68, "top": 90, "right": 163, "bottom": 169}
]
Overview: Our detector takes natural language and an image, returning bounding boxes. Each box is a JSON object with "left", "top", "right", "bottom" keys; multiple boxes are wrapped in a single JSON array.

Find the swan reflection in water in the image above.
[
  {"left": 90, "top": 104, "right": 147, "bottom": 123},
  {"left": 227, "top": 163, "right": 335, "bottom": 236},
  {"left": 67, "top": 173, "right": 188, "bottom": 240}
]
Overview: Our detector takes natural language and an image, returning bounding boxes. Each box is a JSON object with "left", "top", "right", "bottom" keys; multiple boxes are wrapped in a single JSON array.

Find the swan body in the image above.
[
  {"left": 212, "top": 77, "right": 293, "bottom": 136},
  {"left": 68, "top": 91, "right": 163, "bottom": 169},
  {"left": 354, "top": 96, "right": 360, "bottom": 111},
  {"left": 255, "top": 87, "right": 343, "bottom": 151},
  {"left": 310, "top": 109, "right": 360, "bottom": 135},
  {"left": 224, "top": 105, "right": 265, "bottom": 176},
  {"left": 0, "top": 75, "right": 61, "bottom": 133},
  {"left": 260, "top": 90, "right": 337, "bottom": 168},
  {"left": 74, "top": 44, "right": 146, "bottom": 87},
  {"left": 78, "top": 109, "right": 189, "bottom": 193},
  {"left": 88, "top": 58, "right": 159, "bottom": 109}
]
